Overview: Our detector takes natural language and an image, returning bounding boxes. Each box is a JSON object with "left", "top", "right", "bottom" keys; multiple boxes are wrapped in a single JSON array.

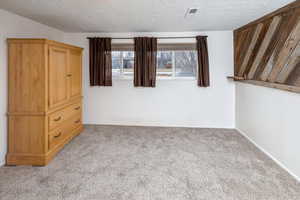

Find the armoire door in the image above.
[
  {"left": 69, "top": 49, "right": 82, "bottom": 99},
  {"left": 48, "top": 46, "right": 69, "bottom": 109}
]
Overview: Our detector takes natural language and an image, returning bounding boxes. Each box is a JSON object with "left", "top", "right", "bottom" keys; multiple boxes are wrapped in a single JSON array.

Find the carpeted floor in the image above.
[{"left": 0, "top": 125, "right": 300, "bottom": 200}]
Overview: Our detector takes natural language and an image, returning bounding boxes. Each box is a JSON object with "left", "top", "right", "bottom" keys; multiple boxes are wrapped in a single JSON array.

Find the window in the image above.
[
  {"left": 157, "top": 50, "right": 198, "bottom": 78},
  {"left": 157, "top": 51, "right": 173, "bottom": 77},
  {"left": 111, "top": 43, "right": 198, "bottom": 78},
  {"left": 112, "top": 51, "right": 134, "bottom": 78}
]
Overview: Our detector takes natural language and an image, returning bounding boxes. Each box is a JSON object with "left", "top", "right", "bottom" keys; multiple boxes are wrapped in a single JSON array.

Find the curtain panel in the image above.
[
  {"left": 134, "top": 37, "right": 157, "bottom": 87},
  {"left": 196, "top": 36, "right": 210, "bottom": 87},
  {"left": 89, "top": 37, "right": 112, "bottom": 86}
]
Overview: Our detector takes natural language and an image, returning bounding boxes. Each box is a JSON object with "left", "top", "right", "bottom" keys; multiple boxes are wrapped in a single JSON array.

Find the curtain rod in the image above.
[{"left": 86, "top": 36, "right": 207, "bottom": 40}]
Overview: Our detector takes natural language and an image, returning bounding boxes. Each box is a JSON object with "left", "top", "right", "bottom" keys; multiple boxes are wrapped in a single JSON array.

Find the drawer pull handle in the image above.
[
  {"left": 54, "top": 132, "right": 62, "bottom": 138},
  {"left": 75, "top": 119, "right": 81, "bottom": 124},
  {"left": 74, "top": 106, "right": 81, "bottom": 110},
  {"left": 54, "top": 116, "right": 62, "bottom": 122},
  {"left": 67, "top": 74, "right": 72, "bottom": 77}
]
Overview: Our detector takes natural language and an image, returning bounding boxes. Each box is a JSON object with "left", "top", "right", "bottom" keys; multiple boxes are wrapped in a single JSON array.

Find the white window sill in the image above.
[
  {"left": 112, "top": 76, "right": 196, "bottom": 81},
  {"left": 157, "top": 77, "right": 196, "bottom": 81}
]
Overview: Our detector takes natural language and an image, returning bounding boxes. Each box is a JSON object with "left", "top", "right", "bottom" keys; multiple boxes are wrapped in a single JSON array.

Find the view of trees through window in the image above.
[
  {"left": 157, "top": 51, "right": 172, "bottom": 77},
  {"left": 112, "top": 50, "right": 197, "bottom": 78},
  {"left": 112, "top": 51, "right": 134, "bottom": 77}
]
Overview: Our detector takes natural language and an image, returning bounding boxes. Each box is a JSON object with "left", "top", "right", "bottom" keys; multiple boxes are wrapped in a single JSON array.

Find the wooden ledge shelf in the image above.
[
  {"left": 227, "top": 76, "right": 300, "bottom": 94},
  {"left": 227, "top": 76, "right": 245, "bottom": 81}
]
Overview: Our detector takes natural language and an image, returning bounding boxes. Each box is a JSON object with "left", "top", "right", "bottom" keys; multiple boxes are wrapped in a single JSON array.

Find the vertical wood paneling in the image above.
[
  {"left": 234, "top": 28, "right": 255, "bottom": 75},
  {"left": 276, "top": 42, "right": 300, "bottom": 83},
  {"left": 247, "top": 16, "right": 282, "bottom": 79},
  {"left": 237, "top": 24, "right": 263, "bottom": 76},
  {"left": 267, "top": 18, "right": 300, "bottom": 82},
  {"left": 260, "top": 12, "right": 296, "bottom": 81},
  {"left": 286, "top": 62, "right": 300, "bottom": 86},
  {"left": 233, "top": 1, "right": 300, "bottom": 93},
  {"left": 260, "top": 52, "right": 276, "bottom": 81}
]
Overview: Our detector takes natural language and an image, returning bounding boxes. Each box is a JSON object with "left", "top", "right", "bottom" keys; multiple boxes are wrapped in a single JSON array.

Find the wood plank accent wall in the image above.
[{"left": 233, "top": 0, "right": 300, "bottom": 93}]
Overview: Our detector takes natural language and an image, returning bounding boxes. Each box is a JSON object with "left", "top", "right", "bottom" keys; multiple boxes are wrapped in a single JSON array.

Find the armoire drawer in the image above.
[
  {"left": 48, "top": 127, "right": 66, "bottom": 151},
  {"left": 48, "top": 113, "right": 82, "bottom": 151},
  {"left": 49, "top": 102, "right": 81, "bottom": 130}
]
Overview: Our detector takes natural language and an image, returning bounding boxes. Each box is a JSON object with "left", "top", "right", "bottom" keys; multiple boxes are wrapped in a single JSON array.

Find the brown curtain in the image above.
[
  {"left": 89, "top": 37, "right": 112, "bottom": 86},
  {"left": 134, "top": 37, "right": 157, "bottom": 87},
  {"left": 196, "top": 36, "right": 210, "bottom": 87}
]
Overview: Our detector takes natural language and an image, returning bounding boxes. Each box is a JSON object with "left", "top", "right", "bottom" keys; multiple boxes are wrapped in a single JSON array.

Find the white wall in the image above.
[
  {"left": 1, "top": 8, "right": 298, "bottom": 184},
  {"left": 236, "top": 82, "right": 300, "bottom": 180},
  {"left": 0, "top": 11, "right": 235, "bottom": 166},
  {"left": 0, "top": 9, "right": 65, "bottom": 166},
  {"left": 64, "top": 31, "right": 235, "bottom": 128}
]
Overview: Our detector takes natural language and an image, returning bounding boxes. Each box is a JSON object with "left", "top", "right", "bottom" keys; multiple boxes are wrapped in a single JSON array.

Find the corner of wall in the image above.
[
  {"left": 0, "top": 157, "right": 5, "bottom": 167},
  {"left": 236, "top": 127, "right": 300, "bottom": 183},
  {"left": 234, "top": 81, "right": 238, "bottom": 129}
]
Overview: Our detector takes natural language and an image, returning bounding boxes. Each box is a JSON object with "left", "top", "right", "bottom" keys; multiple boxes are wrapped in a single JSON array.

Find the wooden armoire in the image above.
[{"left": 7, "top": 39, "right": 83, "bottom": 166}]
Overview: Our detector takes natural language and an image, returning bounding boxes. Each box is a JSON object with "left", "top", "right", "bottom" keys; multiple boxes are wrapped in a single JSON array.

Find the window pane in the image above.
[
  {"left": 112, "top": 51, "right": 134, "bottom": 77},
  {"left": 157, "top": 51, "right": 172, "bottom": 77},
  {"left": 112, "top": 51, "right": 121, "bottom": 76},
  {"left": 175, "top": 51, "right": 197, "bottom": 77},
  {"left": 122, "top": 51, "right": 134, "bottom": 77}
]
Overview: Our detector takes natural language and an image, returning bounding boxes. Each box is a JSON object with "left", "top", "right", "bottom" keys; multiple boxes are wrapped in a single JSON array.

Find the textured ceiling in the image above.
[{"left": 0, "top": 0, "right": 295, "bottom": 32}]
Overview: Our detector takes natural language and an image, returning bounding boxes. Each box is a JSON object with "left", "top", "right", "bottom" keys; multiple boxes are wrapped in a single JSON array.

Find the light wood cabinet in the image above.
[
  {"left": 49, "top": 46, "right": 70, "bottom": 108},
  {"left": 69, "top": 49, "right": 82, "bottom": 99},
  {"left": 7, "top": 39, "right": 83, "bottom": 166}
]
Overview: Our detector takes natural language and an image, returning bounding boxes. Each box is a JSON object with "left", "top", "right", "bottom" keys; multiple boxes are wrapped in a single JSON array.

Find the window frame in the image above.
[
  {"left": 111, "top": 43, "right": 198, "bottom": 80},
  {"left": 112, "top": 50, "right": 134, "bottom": 79}
]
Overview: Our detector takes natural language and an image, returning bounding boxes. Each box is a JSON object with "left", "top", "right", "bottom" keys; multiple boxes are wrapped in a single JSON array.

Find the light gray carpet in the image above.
[{"left": 0, "top": 125, "right": 300, "bottom": 200}]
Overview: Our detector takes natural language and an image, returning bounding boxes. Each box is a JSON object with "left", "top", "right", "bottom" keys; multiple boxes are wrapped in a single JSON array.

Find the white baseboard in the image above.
[
  {"left": 84, "top": 122, "right": 235, "bottom": 129},
  {"left": 236, "top": 128, "right": 300, "bottom": 183}
]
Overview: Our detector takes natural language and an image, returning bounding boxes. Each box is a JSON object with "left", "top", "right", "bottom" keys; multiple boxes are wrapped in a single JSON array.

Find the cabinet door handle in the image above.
[
  {"left": 74, "top": 106, "right": 80, "bottom": 110},
  {"left": 67, "top": 74, "right": 72, "bottom": 77},
  {"left": 54, "top": 132, "right": 62, "bottom": 138},
  {"left": 54, "top": 116, "right": 62, "bottom": 122},
  {"left": 75, "top": 119, "right": 81, "bottom": 124}
]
